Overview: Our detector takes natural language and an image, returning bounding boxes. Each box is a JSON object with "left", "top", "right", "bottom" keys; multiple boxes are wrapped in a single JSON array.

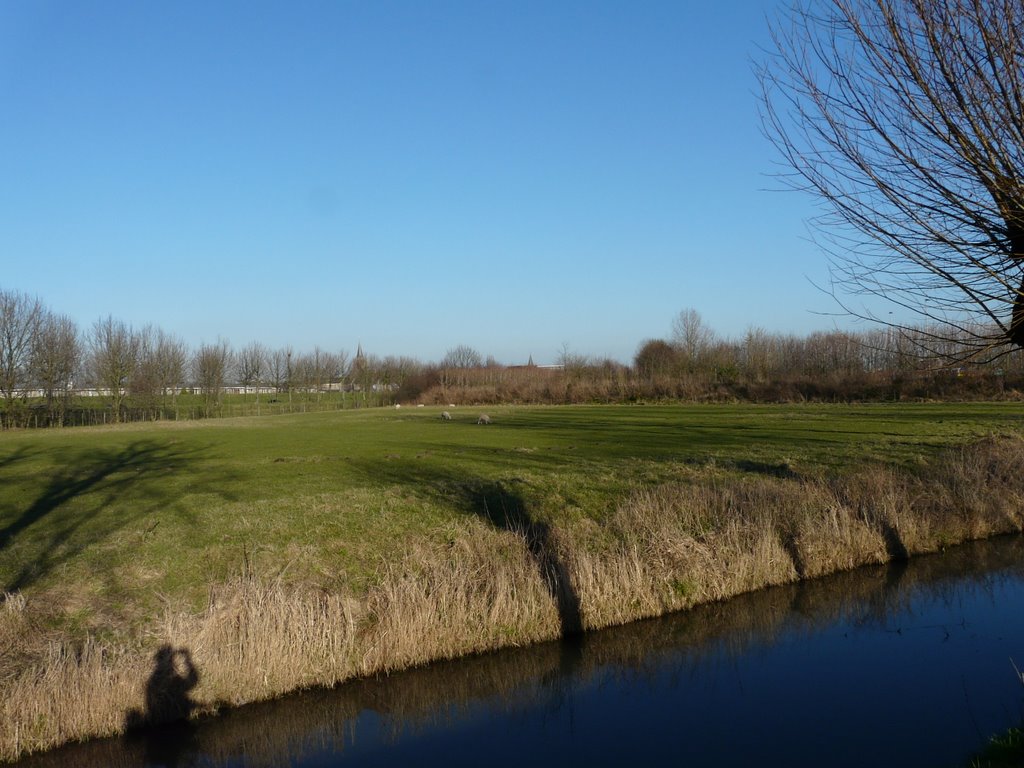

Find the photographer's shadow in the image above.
[{"left": 124, "top": 644, "right": 200, "bottom": 767}]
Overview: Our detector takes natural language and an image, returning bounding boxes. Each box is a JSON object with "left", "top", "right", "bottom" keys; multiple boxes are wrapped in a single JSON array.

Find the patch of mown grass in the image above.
[{"left": 0, "top": 402, "right": 1020, "bottom": 632}]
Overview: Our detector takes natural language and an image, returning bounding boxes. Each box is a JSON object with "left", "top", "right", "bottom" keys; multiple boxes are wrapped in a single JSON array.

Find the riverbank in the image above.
[
  {"left": 2, "top": 406, "right": 1023, "bottom": 761},
  {"left": 9, "top": 536, "right": 1024, "bottom": 768}
]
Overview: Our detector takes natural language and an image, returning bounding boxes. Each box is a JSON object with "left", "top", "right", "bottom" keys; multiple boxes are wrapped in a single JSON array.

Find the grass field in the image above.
[
  {"left": 2, "top": 402, "right": 1024, "bottom": 760},
  {"left": 1, "top": 402, "right": 1022, "bottom": 636}
]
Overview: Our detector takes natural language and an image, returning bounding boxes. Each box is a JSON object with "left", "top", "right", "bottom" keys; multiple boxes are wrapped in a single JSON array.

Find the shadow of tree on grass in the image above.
[
  {"left": 0, "top": 440, "right": 236, "bottom": 593},
  {"left": 345, "top": 457, "right": 584, "bottom": 638},
  {"left": 732, "top": 459, "right": 800, "bottom": 480},
  {"left": 471, "top": 481, "right": 583, "bottom": 637},
  {"left": 0, "top": 444, "right": 35, "bottom": 473}
]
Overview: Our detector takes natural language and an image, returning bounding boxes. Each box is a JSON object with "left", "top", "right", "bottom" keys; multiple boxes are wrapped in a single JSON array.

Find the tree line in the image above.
[
  {"left": 0, "top": 289, "right": 419, "bottom": 428},
  {"left": 428, "top": 309, "right": 1024, "bottom": 407},
  {"left": 3, "top": 288, "right": 1024, "bottom": 429}
]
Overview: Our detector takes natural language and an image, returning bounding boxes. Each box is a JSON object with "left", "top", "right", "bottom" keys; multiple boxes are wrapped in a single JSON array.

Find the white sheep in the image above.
[
  {"left": 477, "top": 414, "right": 491, "bottom": 425},
  {"left": 441, "top": 411, "right": 452, "bottom": 421}
]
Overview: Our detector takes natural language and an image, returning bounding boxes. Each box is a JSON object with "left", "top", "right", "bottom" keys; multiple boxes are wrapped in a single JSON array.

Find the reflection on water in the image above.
[{"left": 13, "top": 537, "right": 1024, "bottom": 768}]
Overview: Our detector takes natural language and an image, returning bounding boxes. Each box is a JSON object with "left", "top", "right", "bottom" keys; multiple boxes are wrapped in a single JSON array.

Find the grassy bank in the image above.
[
  {"left": 1, "top": 403, "right": 1023, "bottom": 761},
  {"left": 12, "top": 537, "right": 1024, "bottom": 768}
]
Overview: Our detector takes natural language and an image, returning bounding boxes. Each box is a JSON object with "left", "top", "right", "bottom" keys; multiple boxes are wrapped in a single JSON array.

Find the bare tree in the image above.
[
  {"left": 671, "top": 308, "right": 714, "bottom": 368},
  {"left": 363, "top": 353, "right": 386, "bottom": 404},
  {"left": 293, "top": 351, "right": 316, "bottom": 396},
  {"left": 88, "top": 316, "right": 140, "bottom": 422},
  {"left": 350, "top": 347, "right": 385, "bottom": 405},
  {"left": 309, "top": 346, "right": 332, "bottom": 402},
  {"left": 556, "top": 342, "right": 587, "bottom": 368},
  {"left": 741, "top": 327, "right": 775, "bottom": 382},
  {"left": 30, "top": 311, "right": 80, "bottom": 425},
  {"left": 374, "top": 354, "right": 418, "bottom": 398},
  {"left": 0, "top": 289, "right": 43, "bottom": 426},
  {"left": 131, "top": 326, "right": 188, "bottom": 413},
  {"left": 319, "top": 350, "right": 340, "bottom": 392},
  {"left": 268, "top": 346, "right": 290, "bottom": 397},
  {"left": 440, "top": 344, "right": 482, "bottom": 390},
  {"left": 760, "top": 0, "right": 1024, "bottom": 362},
  {"left": 153, "top": 329, "right": 188, "bottom": 406},
  {"left": 193, "top": 339, "right": 232, "bottom": 412},
  {"left": 237, "top": 341, "right": 268, "bottom": 412},
  {"left": 442, "top": 344, "right": 483, "bottom": 370},
  {"left": 130, "top": 326, "right": 162, "bottom": 411},
  {"left": 284, "top": 346, "right": 296, "bottom": 403}
]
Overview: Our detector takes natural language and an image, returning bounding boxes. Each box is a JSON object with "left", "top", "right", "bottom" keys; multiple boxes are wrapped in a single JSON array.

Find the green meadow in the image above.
[{"left": 1, "top": 402, "right": 1021, "bottom": 639}]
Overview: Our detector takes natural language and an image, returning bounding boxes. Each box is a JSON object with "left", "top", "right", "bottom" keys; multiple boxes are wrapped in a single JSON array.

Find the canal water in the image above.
[{"left": 13, "top": 537, "right": 1024, "bottom": 767}]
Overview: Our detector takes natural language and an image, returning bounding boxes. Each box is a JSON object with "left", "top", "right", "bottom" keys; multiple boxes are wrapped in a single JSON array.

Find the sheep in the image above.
[
  {"left": 477, "top": 414, "right": 491, "bottom": 425},
  {"left": 441, "top": 411, "right": 452, "bottom": 421}
]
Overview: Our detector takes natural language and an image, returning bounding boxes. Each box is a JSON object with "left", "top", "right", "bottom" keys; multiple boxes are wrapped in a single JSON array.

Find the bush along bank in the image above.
[{"left": 2, "top": 434, "right": 1024, "bottom": 762}]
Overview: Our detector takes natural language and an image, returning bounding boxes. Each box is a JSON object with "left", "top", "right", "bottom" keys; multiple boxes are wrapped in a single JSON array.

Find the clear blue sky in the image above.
[{"left": 1, "top": 0, "right": 842, "bottom": 364}]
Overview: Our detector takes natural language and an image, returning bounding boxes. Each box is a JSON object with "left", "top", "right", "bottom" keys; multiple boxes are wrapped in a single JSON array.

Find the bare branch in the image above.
[{"left": 759, "top": 0, "right": 1024, "bottom": 363}]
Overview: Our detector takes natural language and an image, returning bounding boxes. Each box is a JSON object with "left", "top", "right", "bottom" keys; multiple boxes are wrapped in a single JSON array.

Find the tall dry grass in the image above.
[
  {"left": 361, "top": 521, "right": 561, "bottom": 672},
  {"left": 0, "top": 519, "right": 562, "bottom": 762},
  {"left": 3, "top": 435, "right": 1024, "bottom": 763},
  {"left": 16, "top": 536, "right": 1024, "bottom": 768},
  {"left": 565, "top": 479, "right": 798, "bottom": 628}
]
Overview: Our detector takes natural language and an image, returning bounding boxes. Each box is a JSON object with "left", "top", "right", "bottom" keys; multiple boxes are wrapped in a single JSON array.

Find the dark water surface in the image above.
[{"left": 14, "top": 537, "right": 1024, "bottom": 767}]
